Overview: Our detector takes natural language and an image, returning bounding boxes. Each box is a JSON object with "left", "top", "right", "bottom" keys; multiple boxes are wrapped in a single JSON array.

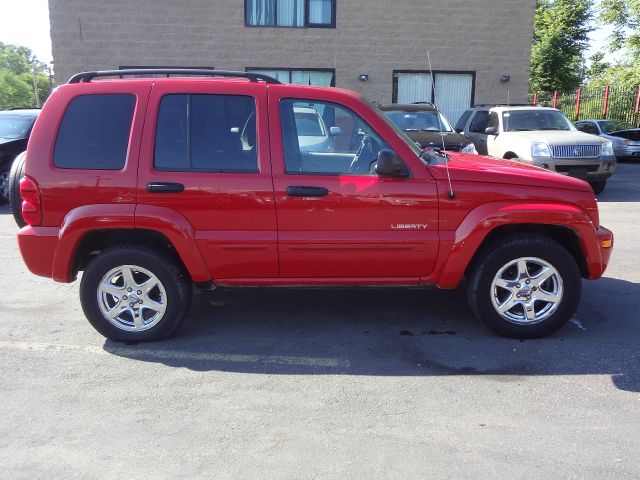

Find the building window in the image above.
[
  {"left": 245, "top": 0, "right": 335, "bottom": 28},
  {"left": 246, "top": 68, "right": 335, "bottom": 86},
  {"left": 393, "top": 71, "right": 475, "bottom": 125}
]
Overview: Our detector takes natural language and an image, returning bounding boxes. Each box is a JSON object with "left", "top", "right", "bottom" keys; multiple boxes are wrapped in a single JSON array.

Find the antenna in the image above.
[{"left": 427, "top": 51, "right": 455, "bottom": 200}]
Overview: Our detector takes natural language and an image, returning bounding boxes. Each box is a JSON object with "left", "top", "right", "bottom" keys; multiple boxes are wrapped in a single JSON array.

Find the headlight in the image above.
[
  {"left": 532, "top": 142, "right": 551, "bottom": 157},
  {"left": 601, "top": 141, "right": 614, "bottom": 156},
  {"left": 461, "top": 143, "right": 477, "bottom": 154}
]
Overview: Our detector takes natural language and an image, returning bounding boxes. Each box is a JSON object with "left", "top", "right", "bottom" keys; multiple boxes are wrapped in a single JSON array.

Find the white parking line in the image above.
[{"left": 0, "top": 340, "right": 350, "bottom": 368}]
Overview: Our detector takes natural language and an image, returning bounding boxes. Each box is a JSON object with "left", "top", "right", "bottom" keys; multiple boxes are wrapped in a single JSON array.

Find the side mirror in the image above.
[
  {"left": 485, "top": 126, "right": 499, "bottom": 136},
  {"left": 329, "top": 126, "right": 342, "bottom": 136},
  {"left": 375, "top": 149, "right": 409, "bottom": 178}
]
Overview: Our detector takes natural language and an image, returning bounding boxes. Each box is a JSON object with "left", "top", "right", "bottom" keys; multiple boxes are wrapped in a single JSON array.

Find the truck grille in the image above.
[{"left": 550, "top": 145, "right": 601, "bottom": 158}]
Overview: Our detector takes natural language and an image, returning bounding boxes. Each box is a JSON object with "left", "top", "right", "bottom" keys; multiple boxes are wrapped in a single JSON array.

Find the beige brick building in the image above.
[{"left": 49, "top": 0, "right": 536, "bottom": 123}]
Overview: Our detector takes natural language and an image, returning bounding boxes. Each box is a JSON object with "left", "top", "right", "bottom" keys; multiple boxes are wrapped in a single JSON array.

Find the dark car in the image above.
[
  {"left": 0, "top": 109, "right": 40, "bottom": 204},
  {"left": 379, "top": 103, "right": 477, "bottom": 154}
]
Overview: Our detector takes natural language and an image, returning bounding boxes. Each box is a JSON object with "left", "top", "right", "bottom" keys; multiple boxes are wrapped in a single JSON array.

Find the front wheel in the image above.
[
  {"left": 466, "top": 234, "right": 581, "bottom": 338},
  {"left": 80, "top": 246, "right": 192, "bottom": 342},
  {"left": 589, "top": 180, "right": 606, "bottom": 195}
]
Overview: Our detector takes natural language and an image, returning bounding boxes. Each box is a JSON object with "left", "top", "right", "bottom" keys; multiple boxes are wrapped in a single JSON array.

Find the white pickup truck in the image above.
[{"left": 455, "top": 105, "right": 616, "bottom": 193}]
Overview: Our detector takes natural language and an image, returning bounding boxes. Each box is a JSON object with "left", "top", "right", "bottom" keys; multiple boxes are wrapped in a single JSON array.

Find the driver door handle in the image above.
[{"left": 286, "top": 186, "right": 329, "bottom": 197}]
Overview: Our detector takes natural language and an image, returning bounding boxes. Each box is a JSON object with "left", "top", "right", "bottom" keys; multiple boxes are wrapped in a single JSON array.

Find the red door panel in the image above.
[
  {"left": 137, "top": 81, "right": 277, "bottom": 279},
  {"left": 268, "top": 85, "right": 439, "bottom": 280}
]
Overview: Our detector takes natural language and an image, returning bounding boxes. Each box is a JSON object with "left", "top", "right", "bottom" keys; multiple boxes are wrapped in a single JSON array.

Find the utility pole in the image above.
[{"left": 31, "top": 61, "right": 40, "bottom": 108}]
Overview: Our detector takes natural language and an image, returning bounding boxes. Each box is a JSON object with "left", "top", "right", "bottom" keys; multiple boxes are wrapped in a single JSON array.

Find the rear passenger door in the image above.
[{"left": 137, "top": 81, "right": 278, "bottom": 279}]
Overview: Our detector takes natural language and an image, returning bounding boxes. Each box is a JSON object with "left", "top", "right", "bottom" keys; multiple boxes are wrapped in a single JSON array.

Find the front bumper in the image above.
[
  {"left": 532, "top": 155, "right": 616, "bottom": 181},
  {"left": 615, "top": 144, "right": 640, "bottom": 160},
  {"left": 591, "top": 226, "right": 613, "bottom": 279}
]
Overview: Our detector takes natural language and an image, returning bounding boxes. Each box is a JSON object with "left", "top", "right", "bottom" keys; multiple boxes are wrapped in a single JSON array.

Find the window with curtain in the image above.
[
  {"left": 246, "top": 68, "right": 335, "bottom": 87},
  {"left": 393, "top": 71, "right": 474, "bottom": 125},
  {"left": 245, "top": 0, "right": 334, "bottom": 27}
]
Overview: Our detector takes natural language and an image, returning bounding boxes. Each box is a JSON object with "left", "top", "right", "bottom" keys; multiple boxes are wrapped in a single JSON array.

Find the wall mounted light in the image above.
[
  {"left": 359, "top": 74, "right": 369, "bottom": 81},
  {"left": 500, "top": 75, "right": 511, "bottom": 83}
]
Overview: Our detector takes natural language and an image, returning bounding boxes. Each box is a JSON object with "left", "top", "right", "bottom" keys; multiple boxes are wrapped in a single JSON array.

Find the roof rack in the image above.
[
  {"left": 411, "top": 101, "right": 436, "bottom": 107},
  {"left": 67, "top": 68, "right": 282, "bottom": 84},
  {"left": 473, "top": 103, "right": 532, "bottom": 107}
]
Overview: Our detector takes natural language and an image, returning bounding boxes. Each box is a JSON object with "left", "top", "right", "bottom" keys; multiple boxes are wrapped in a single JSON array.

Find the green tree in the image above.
[
  {"left": 530, "top": 0, "right": 594, "bottom": 93},
  {"left": 590, "top": 0, "right": 640, "bottom": 88},
  {"left": 0, "top": 42, "right": 51, "bottom": 110}
]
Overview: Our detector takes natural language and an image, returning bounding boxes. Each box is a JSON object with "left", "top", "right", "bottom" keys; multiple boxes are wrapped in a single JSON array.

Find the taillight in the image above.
[{"left": 20, "top": 176, "right": 42, "bottom": 226}]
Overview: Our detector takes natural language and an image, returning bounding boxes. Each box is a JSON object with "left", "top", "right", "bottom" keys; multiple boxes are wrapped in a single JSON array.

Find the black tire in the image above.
[
  {"left": 466, "top": 234, "right": 581, "bottom": 339},
  {"left": 8, "top": 152, "right": 27, "bottom": 227},
  {"left": 589, "top": 180, "right": 606, "bottom": 195},
  {"left": 80, "top": 245, "right": 192, "bottom": 342}
]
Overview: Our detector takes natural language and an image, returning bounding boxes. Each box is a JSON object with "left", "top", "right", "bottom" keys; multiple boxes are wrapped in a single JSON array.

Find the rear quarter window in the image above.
[{"left": 53, "top": 94, "right": 136, "bottom": 170}]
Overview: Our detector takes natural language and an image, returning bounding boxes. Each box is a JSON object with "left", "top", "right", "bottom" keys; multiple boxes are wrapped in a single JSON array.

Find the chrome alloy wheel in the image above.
[
  {"left": 97, "top": 265, "right": 167, "bottom": 332},
  {"left": 490, "top": 257, "right": 564, "bottom": 325}
]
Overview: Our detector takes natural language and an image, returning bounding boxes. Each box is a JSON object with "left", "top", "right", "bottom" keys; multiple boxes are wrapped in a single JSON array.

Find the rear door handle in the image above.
[
  {"left": 147, "top": 182, "right": 185, "bottom": 193},
  {"left": 286, "top": 186, "right": 329, "bottom": 197}
]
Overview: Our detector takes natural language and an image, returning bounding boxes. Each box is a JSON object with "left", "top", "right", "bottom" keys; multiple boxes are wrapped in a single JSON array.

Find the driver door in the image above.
[{"left": 269, "top": 90, "right": 439, "bottom": 280}]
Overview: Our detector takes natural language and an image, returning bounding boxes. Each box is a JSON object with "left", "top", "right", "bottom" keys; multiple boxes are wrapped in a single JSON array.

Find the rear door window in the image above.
[
  {"left": 154, "top": 94, "right": 257, "bottom": 173},
  {"left": 54, "top": 94, "right": 135, "bottom": 169}
]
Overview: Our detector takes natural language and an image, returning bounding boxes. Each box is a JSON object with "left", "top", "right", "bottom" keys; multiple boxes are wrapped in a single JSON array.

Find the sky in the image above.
[
  {"left": 0, "top": 0, "right": 625, "bottom": 70},
  {"left": 1, "top": 0, "right": 53, "bottom": 64}
]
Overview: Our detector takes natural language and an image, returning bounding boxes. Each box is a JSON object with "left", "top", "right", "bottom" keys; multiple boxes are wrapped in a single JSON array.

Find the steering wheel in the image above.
[{"left": 348, "top": 134, "right": 371, "bottom": 173}]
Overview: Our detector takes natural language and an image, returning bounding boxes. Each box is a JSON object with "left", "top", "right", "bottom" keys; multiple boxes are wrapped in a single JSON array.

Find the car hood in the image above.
[
  {"left": 428, "top": 153, "right": 592, "bottom": 192},
  {"left": 607, "top": 128, "right": 640, "bottom": 142},
  {"left": 404, "top": 131, "right": 471, "bottom": 148},
  {"left": 505, "top": 130, "right": 604, "bottom": 145}
]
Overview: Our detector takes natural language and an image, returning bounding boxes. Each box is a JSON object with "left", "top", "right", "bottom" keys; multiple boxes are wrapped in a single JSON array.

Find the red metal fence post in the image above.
[
  {"left": 575, "top": 87, "right": 582, "bottom": 120},
  {"left": 602, "top": 85, "right": 610, "bottom": 119},
  {"left": 552, "top": 90, "right": 558, "bottom": 108},
  {"left": 532, "top": 92, "right": 538, "bottom": 106}
]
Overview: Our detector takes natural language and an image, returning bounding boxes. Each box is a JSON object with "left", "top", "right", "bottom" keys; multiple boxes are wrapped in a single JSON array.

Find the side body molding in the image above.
[{"left": 434, "top": 201, "right": 600, "bottom": 289}]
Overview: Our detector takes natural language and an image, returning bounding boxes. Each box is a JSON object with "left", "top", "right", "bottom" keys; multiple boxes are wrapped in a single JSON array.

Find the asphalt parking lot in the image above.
[{"left": 1, "top": 164, "right": 639, "bottom": 479}]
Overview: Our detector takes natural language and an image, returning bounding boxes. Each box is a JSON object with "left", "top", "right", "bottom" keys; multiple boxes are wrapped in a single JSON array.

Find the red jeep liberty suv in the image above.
[{"left": 17, "top": 69, "right": 613, "bottom": 342}]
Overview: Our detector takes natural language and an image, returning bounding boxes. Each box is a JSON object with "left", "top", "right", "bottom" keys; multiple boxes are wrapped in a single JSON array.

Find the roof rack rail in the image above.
[
  {"left": 411, "top": 101, "right": 436, "bottom": 106},
  {"left": 473, "top": 103, "right": 532, "bottom": 107},
  {"left": 67, "top": 68, "right": 282, "bottom": 84}
]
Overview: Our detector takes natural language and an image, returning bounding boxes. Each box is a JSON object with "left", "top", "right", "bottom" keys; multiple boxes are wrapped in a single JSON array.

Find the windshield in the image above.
[
  {"left": 383, "top": 110, "right": 453, "bottom": 133},
  {"left": 598, "top": 120, "right": 626, "bottom": 133},
  {"left": 0, "top": 116, "right": 35, "bottom": 140},
  {"left": 502, "top": 110, "right": 575, "bottom": 132},
  {"left": 294, "top": 111, "right": 325, "bottom": 136},
  {"left": 360, "top": 97, "right": 422, "bottom": 158}
]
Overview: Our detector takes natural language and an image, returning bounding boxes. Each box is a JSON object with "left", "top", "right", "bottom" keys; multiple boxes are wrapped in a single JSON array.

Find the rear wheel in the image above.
[
  {"left": 80, "top": 246, "right": 192, "bottom": 342},
  {"left": 8, "top": 152, "right": 27, "bottom": 227},
  {"left": 589, "top": 180, "right": 606, "bottom": 195},
  {"left": 466, "top": 234, "right": 581, "bottom": 338}
]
